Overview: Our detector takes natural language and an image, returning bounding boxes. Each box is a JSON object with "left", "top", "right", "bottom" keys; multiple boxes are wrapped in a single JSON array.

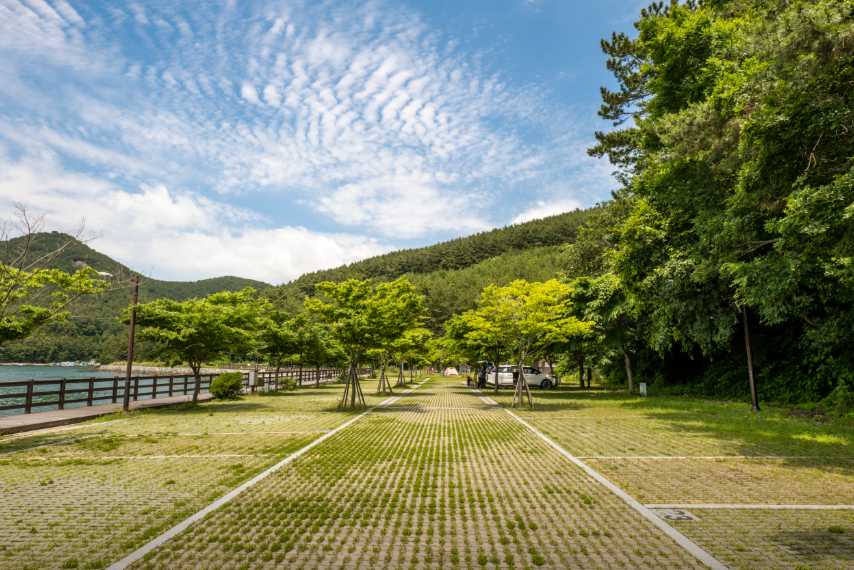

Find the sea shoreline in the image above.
[{"left": 96, "top": 364, "right": 250, "bottom": 375}]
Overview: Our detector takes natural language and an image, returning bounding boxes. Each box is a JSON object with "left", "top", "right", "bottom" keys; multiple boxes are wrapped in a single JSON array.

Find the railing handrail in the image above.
[{"left": 0, "top": 367, "right": 348, "bottom": 416}]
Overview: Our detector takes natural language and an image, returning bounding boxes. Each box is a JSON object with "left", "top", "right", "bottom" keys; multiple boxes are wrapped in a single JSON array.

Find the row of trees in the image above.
[
  {"left": 130, "top": 277, "right": 432, "bottom": 409},
  {"left": 441, "top": 279, "right": 594, "bottom": 408}
]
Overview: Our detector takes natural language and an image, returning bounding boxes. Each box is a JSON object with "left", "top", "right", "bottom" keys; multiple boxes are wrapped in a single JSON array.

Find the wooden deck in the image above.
[{"left": 0, "top": 393, "right": 212, "bottom": 435}]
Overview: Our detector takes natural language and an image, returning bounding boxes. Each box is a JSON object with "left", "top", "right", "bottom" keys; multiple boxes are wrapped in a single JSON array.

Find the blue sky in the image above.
[{"left": 0, "top": 0, "right": 639, "bottom": 283}]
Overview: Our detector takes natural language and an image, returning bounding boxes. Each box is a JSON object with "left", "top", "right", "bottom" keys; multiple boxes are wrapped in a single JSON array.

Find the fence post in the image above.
[
  {"left": 152, "top": 377, "right": 158, "bottom": 400},
  {"left": 59, "top": 379, "right": 66, "bottom": 410},
  {"left": 25, "top": 380, "right": 34, "bottom": 414},
  {"left": 133, "top": 378, "right": 139, "bottom": 401},
  {"left": 168, "top": 376, "right": 174, "bottom": 397},
  {"left": 87, "top": 379, "right": 94, "bottom": 406},
  {"left": 111, "top": 378, "right": 118, "bottom": 404}
]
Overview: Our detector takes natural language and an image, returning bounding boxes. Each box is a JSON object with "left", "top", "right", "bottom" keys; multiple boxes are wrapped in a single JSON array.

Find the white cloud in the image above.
[
  {"left": 240, "top": 81, "right": 260, "bottom": 104},
  {"left": 512, "top": 198, "right": 583, "bottom": 224},
  {"left": 316, "top": 175, "right": 488, "bottom": 238},
  {"left": 0, "top": 151, "right": 387, "bottom": 283}
]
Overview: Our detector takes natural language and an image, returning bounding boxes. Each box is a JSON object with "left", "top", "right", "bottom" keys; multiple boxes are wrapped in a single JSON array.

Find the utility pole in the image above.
[
  {"left": 123, "top": 275, "right": 140, "bottom": 412},
  {"left": 742, "top": 305, "right": 760, "bottom": 412}
]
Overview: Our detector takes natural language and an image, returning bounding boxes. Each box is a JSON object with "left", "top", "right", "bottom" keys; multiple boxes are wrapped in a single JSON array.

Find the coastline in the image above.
[{"left": 96, "top": 364, "right": 251, "bottom": 375}]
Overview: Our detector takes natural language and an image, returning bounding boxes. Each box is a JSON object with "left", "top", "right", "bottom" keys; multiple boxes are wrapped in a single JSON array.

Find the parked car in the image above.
[{"left": 484, "top": 365, "right": 556, "bottom": 389}]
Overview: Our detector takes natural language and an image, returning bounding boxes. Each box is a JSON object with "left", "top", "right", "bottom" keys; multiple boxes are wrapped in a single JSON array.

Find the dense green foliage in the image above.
[
  {"left": 275, "top": 209, "right": 593, "bottom": 303},
  {"left": 305, "top": 277, "right": 427, "bottom": 406},
  {"left": 579, "top": 0, "right": 854, "bottom": 405},
  {"left": 210, "top": 372, "right": 245, "bottom": 400},
  {"left": 446, "top": 279, "right": 594, "bottom": 405},
  {"left": 0, "top": 264, "right": 105, "bottom": 345},
  {"left": 0, "top": 232, "right": 268, "bottom": 362},
  {"left": 133, "top": 289, "right": 261, "bottom": 401}
]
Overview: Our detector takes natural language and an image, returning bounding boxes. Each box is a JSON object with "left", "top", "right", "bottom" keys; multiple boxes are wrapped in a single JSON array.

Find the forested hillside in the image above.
[
  {"left": 0, "top": 211, "right": 588, "bottom": 362},
  {"left": 273, "top": 209, "right": 593, "bottom": 315},
  {"left": 278, "top": 208, "right": 593, "bottom": 297},
  {"left": 0, "top": 232, "right": 268, "bottom": 362}
]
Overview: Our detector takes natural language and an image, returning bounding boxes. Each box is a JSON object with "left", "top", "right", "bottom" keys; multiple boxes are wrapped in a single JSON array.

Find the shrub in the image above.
[
  {"left": 821, "top": 382, "right": 854, "bottom": 417},
  {"left": 210, "top": 372, "right": 244, "bottom": 400}
]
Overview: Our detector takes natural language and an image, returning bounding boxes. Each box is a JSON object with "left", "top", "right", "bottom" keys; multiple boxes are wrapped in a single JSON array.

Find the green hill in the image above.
[
  {"left": 0, "top": 232, "right": 269, "bottom": 363},
  {"left": 1, "top": 208, "right": 591, "bottom": 361},
  {"left": 274, "top": 209, "right": 593, "bottom": 326},
  {"left": 280, "top": 208, "right": 593, "bottom": 298}
]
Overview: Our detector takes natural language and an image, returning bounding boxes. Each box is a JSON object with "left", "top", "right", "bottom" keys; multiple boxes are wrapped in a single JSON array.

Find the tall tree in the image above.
[
  {"left": 133, "top": 289, "right": 259, "bottom": 402},
  {"left": 590, "top": 0, "right": 854, "bottom": 405},
  {"left": 256, "top": 305, "right": 297, "bottom": 377},
  {"left": 305, "top": 277, "right": 425, "bottom": 408},
  {"left": 451, "top": 280, "right": 593, "bottom": 407},
  {"left": 0, "top": 210, "right": 106, "bottom": 345}
]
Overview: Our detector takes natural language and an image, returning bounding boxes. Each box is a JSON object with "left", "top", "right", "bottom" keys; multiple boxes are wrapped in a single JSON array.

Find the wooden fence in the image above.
[{"left": 0, "top": 366, "right": 350, "bottom": 416}]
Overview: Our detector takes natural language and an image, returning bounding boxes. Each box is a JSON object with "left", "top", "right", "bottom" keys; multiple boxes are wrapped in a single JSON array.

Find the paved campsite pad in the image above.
[
  {"left": 672, "top": 508, "right": 854, "bottom": 569},
  {"left": 0, "top": 381, "right": 390, "bottom": 570},
  {"left": 1, "top": 378, "right": 851, "bottom": 569},
  {"left": 489, "top": 387, "right": 854, "bottom": 569},
  {"left": 133, "top": 380, "right": 703, "bottom": 569}
]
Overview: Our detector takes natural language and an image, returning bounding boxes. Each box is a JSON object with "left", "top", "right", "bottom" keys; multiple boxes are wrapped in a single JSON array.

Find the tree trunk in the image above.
[
  {"left": 298, "top": 362, "right": 303, "bottom": 387},
  {"left": 493, "top": 349, "right": 500, "bottom": 393},
  {"left": 511, "top": 359, "right": 533, "bottom": 409},
  {"left": 340, "top": 359, "right": 366, "bottom": 409},
  {"left": 742, "top": 306, "right": 760, "bottom": 412},
  {"left": 315, "top": 364, "right": 321, "bottom": 388},
  {"left": 623, "top": 350, "right": 634, "bottom": 393},
  {"left": 191, "top": 363, "right": 201, "bottom": 403},
  {"left": 578, "top": 355, "right": 585, "bottom": 388},
  {"left": 586, "top": 367, "right": 592, "bottom": 389},
  {"left": 376, "top": 359, "right": 393, "bottom": 395}
]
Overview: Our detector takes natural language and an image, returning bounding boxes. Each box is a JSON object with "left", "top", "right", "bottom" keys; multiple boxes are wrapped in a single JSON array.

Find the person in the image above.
[{"left": 478, "top": 366, "right": 487, "bottom": 389}]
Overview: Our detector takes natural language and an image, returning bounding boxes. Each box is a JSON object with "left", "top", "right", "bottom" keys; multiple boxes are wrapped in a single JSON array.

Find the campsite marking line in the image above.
[
  {"left": 580, "top": 455, "right": 853, "bottom": 460},
  {"left": 174, "top": 430, "right": 331, "bottom": 436},
  {"left": 107, "top": 380, "right": 428, "bottom": 570},
  {"left": 471, "top": 391, "right": 727, "bottom": 570},
  {"left": 647, "top": 503, "right": 854, "bottom": 510}
]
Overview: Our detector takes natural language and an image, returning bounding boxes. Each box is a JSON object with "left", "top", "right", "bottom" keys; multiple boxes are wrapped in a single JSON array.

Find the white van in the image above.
[{"left": 484, "top": 365, "right": 556, "bottom": 389}]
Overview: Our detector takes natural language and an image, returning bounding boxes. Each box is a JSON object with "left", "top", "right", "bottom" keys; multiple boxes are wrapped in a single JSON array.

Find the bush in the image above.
[
  {"left": 821, "top": 381, "right": 854, "bottom": 417},
  {"left": 210, "top": 372, "right": 244, "bottom": 400}
]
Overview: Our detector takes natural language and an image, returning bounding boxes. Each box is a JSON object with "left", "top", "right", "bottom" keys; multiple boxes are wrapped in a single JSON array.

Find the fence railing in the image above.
[{"left": 0, "top": 367, "right": 351, "bottom": 416}]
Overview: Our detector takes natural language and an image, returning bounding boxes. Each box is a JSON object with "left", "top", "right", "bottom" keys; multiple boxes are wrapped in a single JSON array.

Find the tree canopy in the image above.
[{"left": 133, "top": 289, "right": 260, "bottom": 401}]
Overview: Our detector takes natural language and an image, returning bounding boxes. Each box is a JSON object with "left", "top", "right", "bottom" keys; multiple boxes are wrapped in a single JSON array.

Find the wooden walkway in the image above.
[{"left": 0, "top": 393, "right": 212, "bottom": 435}]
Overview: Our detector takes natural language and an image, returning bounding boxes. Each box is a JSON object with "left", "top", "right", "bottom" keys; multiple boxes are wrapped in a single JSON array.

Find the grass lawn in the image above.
[{"left": 0, "top": 376, "right": 850, "bottom": 569}]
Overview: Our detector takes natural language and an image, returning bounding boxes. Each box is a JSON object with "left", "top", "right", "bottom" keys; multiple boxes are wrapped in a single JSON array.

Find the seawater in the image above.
[
  {"left": 0, "top": 365, "right": 118, "bottom": 383},
  {"left": 0, "top": 365, "right": 121, "bottom": 416}
]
